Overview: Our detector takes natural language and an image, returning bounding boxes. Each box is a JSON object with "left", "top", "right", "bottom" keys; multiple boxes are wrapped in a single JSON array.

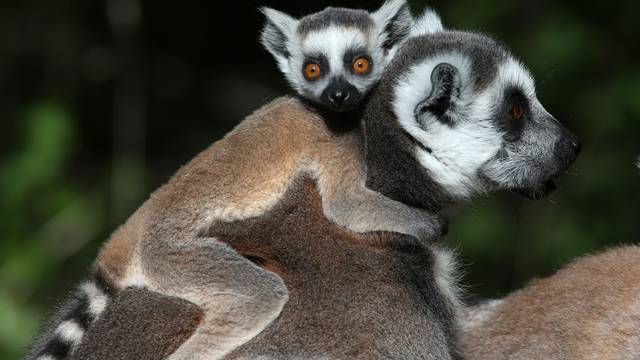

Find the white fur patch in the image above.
[
  {"left": 496, "top": 58, "right": 536, "bottom": 98},
  {"left": 55, "top": 320, "right": 84, "bottom": 344},
  {"left": 36, "top": 355, "right": 56, "bottom": 360},
  {"left": 432, "top": 246, "right": 463, "bottom": 312},
  {"left": 463, "top": 299, "right": 504, "bottom": 330},
  {"left": 80, "top": 281, "right": 108, "bottom": 317},
  {"left": 411, "top": 8, "right": 444, "bottom": 37},
  {"left": 303, "top": 27, "right": 367, "bottom": 74},
  {"left": 392, "top": 53, "right": 501, "bottom": 198}
]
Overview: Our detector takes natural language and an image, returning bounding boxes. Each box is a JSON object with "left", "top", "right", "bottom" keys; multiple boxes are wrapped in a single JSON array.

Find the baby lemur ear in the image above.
[
  {"left": 414, "top": 63, "right": 462, "bottom": 126},
  {"left": 372, "top": 0, "right": 412, "bottom": 56},
  {"left": 260, "top": 7, "right": 298, "bottom": 73}
]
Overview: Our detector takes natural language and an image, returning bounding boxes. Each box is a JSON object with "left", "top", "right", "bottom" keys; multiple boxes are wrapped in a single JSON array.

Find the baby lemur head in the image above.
[
  {"left": 260, "top": 0, "right": 412, "bottom": 112},
  {"left": 365, "top": 11, "right": 581, "bottom": 209}
]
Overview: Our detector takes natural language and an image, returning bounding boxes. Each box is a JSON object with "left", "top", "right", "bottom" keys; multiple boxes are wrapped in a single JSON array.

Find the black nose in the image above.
[
  {"left": 554, "top": 130, "right": 581, "bottom": 167},
  {"left": 571, "top": 139, "right": 582, "bottom": 155},
  {"left": 321, "top": 79, "right": 359, "bottom": 111},
  {"left": 328, "top": 90, "right": 350, "bottom": 104}
]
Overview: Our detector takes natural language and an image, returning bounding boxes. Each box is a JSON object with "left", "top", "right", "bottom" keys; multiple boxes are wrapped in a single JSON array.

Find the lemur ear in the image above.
[
  {"left": 410, "top": 7, "right": 444, "bottom": 37},
  {"left": 414, "top": 63, "right": 461, "bottom": 126},
  {"left": 260, "top": 7, "right": 298, "bottom": 73},
  {"left": 372, "top": 0, "right": 412, "bottom": 56}
]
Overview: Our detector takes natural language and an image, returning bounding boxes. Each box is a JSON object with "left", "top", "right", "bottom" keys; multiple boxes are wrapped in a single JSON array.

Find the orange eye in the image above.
[
  {"left": 352, "top": 57, "right": 370, "bottom": 75},
  {"left": 304, "top": 63, "right": 321, "bottom": 80},
  {"left": 512, "top": 104, "right": 524, "bottom": 120}
]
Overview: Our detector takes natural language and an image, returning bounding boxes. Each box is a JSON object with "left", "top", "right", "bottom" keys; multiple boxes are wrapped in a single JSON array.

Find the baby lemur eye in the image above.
[
  {"left": 511, "top": 104, "right": 524, "bottom": 121},
  {"left": 352, "top": 57, "right": 371, "bottom": 75},
  {"left": 304, "top": 63, "right": 322, "bottom": 80}
]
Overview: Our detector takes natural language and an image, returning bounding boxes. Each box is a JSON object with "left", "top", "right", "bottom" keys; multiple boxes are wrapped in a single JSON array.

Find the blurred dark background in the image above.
[{"left": 0, "top": 0, "right": 638, "bottom": 357}]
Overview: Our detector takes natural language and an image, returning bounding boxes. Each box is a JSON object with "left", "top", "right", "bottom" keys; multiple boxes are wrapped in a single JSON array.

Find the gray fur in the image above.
[
  {"left": 297, "top": 7, "right": 373, "bottom": 37},
  {"left": 384, "top": 31, "right": 508, "bottom": 95},
  {"left": 26, "top": 293, "right": 86, "bottom": 360}
]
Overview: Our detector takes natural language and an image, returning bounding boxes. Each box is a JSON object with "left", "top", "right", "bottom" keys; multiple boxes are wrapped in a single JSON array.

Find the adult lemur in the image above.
[{"left": 28, "top": 5, "right": 581, "bottom": 360}]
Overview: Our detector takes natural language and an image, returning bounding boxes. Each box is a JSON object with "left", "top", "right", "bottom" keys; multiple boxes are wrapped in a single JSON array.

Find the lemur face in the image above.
[
  {"left": 391, "top": 32, "right": 580, "bottom": 200},
  {"left": 261, "top": 0, "right": 412, "bottom": 112}
]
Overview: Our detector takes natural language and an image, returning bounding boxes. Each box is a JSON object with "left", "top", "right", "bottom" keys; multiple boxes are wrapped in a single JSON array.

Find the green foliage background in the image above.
[{"left": 0, "top": 0, "right": 638, "bottom": 358}]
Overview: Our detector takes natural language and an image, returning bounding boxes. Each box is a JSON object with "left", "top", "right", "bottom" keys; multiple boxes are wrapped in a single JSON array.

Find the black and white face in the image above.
[
  {"left": 288, "top": 25, "right": 383, "bottom": 111},
  {"left": 391, "top": 34, "right": 580, "bottom": 200},
  {"left": 261, "top": 0, "right": 412, "bottom": 112}
]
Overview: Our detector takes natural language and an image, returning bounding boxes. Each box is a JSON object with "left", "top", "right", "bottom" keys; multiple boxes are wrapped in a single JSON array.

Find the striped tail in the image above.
[{"left": 26, "top": 272, "right": 114, "bottom": 360}]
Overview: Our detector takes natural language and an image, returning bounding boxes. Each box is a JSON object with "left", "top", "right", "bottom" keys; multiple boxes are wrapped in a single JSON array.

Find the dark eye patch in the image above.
[
  {"left": 302, "top": 54, "right": 330, "bottom": 80},
  {"left": 497, "top": 87, "right": 529, "bottom": 142},
  {"left": 343, "top": 48, "right": 372, "bottom": 73}
]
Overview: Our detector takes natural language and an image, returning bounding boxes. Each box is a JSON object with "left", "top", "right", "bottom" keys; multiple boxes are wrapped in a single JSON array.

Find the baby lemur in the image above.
[
  {"left": 28, "top": 4, "right": 581, "bottom": 360},
  {"left": 261, "top": 0, "right": 412, "bottom": 111}
]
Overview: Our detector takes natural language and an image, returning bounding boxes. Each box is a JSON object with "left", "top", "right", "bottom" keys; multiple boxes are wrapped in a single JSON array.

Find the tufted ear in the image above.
[
  {"left": 372, "top": 0, "right": 412, "bottom": 56},
  {"left": 414, "top": 63, "right": 461, "bottom": 126},
  {"left": 260, "top": 7, "right": 298, "bottom": 74},
  {"left": 411, "top": 7, "right": 444, "bottom": 37}
]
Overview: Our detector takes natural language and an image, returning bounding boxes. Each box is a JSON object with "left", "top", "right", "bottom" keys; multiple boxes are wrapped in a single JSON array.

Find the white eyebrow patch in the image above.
[
  {"left": 302, "top": 27, "right": 368, "bottom": 76},
  {"left": 496, "top": 57, "right": 536, "bottom": 98}
]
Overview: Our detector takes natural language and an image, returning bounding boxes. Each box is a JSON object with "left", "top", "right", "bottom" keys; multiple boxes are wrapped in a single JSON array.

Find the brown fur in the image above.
[
  {"left": 99, "top": 206, "right": 146, "bottom": 281},
  {"left": 70, "top": 288, "right": 203, "bottom": 360},
  {"left": 98, "top": 97, "right": 323, "bottom": 280},
  {"left": 98, "top": 96, "right": 432, "bottom": 287},
  {"left": 82, "top": 95, "right": 443, "bottom": 359},
  {"left": 214, "top": 177, "right": 455, "bottom": 358},
  {"left": 461, "top": 245, "right": 640, "bottom": 360},
  {"left": 74, "top": 177, "right": 457, "bottom": 359}
]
